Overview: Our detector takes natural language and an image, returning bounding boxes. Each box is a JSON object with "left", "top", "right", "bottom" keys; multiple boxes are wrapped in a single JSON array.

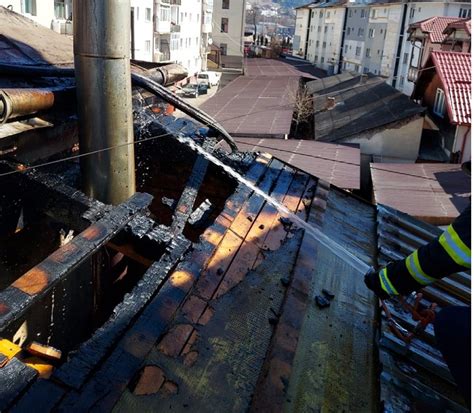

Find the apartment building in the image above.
[
  {"left": 293, "top": 3, "right": 312, "bottom": 58},
  {"left": 212, "top": 0, "right": 245, "bottom": 68},
  {"left": 132, "top": 0, "right": 154, "bottom": 61},
  {"left": 307, "top": 2, "right": 346, "bottom": 74},
  {"left": 295, "top": 0, "right": 471, "bottom": 96},
  {"left": 0, "top": 0, "right": 72, "bottom": 33}
]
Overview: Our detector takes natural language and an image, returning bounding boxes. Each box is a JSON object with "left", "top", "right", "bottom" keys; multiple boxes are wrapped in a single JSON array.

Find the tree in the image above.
[{"left": 287, "top": 85, "right": 313, "bottom": 137}]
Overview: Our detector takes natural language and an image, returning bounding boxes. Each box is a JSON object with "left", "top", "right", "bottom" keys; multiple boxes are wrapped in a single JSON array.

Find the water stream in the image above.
[{"left": 175, "top": 135, "right": 371, "bottom": 275}]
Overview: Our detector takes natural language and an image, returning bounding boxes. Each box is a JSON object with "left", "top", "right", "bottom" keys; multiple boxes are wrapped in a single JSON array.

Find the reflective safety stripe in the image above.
[
  {"left": 405, "top": 250, "right": 436, "bottom": 286},
  {"left": 379, "top": 268, "right": 399, "bottom": 295},
  {"left": 439, "top": 225, "right": 471, "bottom": 268}
]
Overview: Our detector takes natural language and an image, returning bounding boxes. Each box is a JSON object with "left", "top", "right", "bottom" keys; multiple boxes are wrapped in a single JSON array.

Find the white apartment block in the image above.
[
  {"left": 131, "top": 0, "right": 154, "bottom": 62},
  {"left": 293, "top": 4, "right": 311, "bottom": 57},
  {"left": 0, "top": 0, "right": 73, "bottom": 33},
  {"left": 212, "top": 0, "right": 245, "bottom": 68},
  {"left": 307, "top": 4, "right": 346, "bottom": 74}
]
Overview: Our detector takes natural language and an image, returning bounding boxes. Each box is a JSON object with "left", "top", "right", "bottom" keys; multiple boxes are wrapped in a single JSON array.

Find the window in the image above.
[
  {"left": 358, "top": 28, "right": 364, "bottom": 36},
  {"left": 399, "top": 76, "right": 405, "bottom": 87},
  {"left": 369, "top": 28, "right": 375, "bottom": 38},
  {"left": 347, "top": 27, "right": 350, "bottom": 34},
  {"left": 160, "top": 6, "right": 170, "bottom": 22},
  {"left": 371, "top": 9, "right": 376, "bottom": 18},
  {"left": 145, "top": 8, "right": 151, "bottom": 22},
  {"left": 221, "top": 17, "right": 228, "bottom": 33},
  {"left": 356, "top": 46, "right": 361, "bottom": 56},
  {"left": 363, "top": 67, "right": 369, "bottom": 73},
  {"left": 324, "top": 25, "right": 328, "bottom": 33},
  {"left": 403, "top": 52, "right": 408, "bottom": 64},
  {"left": 316, "top": 40, "right": 320, "bottom": 48},
  {"left": 319, "top": 11, "right": 323, "bottom": 18},
  {"left": 323, "top": 41, "right": 326, "bottom": 48},
  {"left": 145, "top": 40, "right": 151, "bottom": 52},
  {"left": 311, "top": 11, "right": 315, "bottom": 18},
  {"left": 459, "top": 8, "right": 471, "bottom": 18},
  {"left": 349, "top": 9, "right": 352, "bottom": 17},
  {"left": 318, "top": 26, "right": 321, "bottom": 32},
  {"left": 409, "top": 8, "right": 415, "bottom": 18},
  {"left": 220, "top": 43, "right": 227, "bottom": 55},
  {"left": 180, "top": 38, "right": 183, "bottom": 47},
  {"left": 315, "top": 55, "right": 318, "bottom": 62},
  {"left": 361, "top": 9, "right": 365, "bottom": 18},
  {"left": 344, "top": 45, "right": 348, "bottom": 53},
  {"left": 222, "top": 0, "right": 229, "bottom": 9},
  {"left": 377, "top": 49, "right": 380, "bottom": 55},
  {"left": 326, "top": 11, "right": 329, "bottom": 17},
  {"left": 171, "top": 33, "right": 179, "bottom": 51},
  {"left": 23, "top": 0, "right": 37, "bottom": 15},
  {"left": 366, "top": 48, "right": 371, "bottom": 57},
  {"left": 380, "top": 28, "right": 384, "bottom": 34},
  {"left": 433, "top": 88, "right": 446, "bottom": 116},
  {"left": 321, "top": 57, "right": 324, "bottom": 63}
]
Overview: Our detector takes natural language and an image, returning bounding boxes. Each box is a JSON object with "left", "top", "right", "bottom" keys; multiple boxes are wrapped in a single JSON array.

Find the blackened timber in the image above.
[
  {"left": 51, "top": 234, "right": 190, "bottom": 390},
  {"left": 170, "top": 141, "right": 212, "bottom": 236},
  {"left": 11, "top": 379, "right": 67, "bottom": 413},
  {"left": 54, "top": 155, "right": 272, "bottom": 411},
  {"left": 0, "top": 357, "right": 37, "bottom": 411},
  {"left": 0, "top": 193, "right": 153, "bottom": 333}
]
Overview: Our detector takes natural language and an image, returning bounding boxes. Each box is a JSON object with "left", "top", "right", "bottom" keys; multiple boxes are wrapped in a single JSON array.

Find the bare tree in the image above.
[{"left": 287, "top": 85, "right": 313, "bottom": 137}]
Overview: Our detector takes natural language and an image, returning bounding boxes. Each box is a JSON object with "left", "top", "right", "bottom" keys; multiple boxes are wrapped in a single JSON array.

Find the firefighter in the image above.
[{"left": 365, "top": 201, "right": 471, "bottom": 403}]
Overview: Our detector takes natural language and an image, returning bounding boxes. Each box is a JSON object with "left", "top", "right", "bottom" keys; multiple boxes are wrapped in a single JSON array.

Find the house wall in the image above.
[
  {"left": 453, "top": 125, "right": 471, "bottom": 163},
  {"left": 212, "top": 0, "right": 245, "bottom": 66},
  {"left": 293, "top": 7, "right": 310, "bottom": 57},
  {"left": 0, "top": 0, "right": 55, "bottom": 29},
  {"left": 344, "top": 116, "right": 424, "bottom": 161}
]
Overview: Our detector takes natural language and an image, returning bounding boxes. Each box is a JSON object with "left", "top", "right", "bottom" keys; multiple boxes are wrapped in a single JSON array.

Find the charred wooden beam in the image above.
[
  {"left": 170, "top": 142, "right": 212, "bottom": 236},
  {"left": 0, "top": 357, "right": 37, "bottom": 411},
  {"left": 0, "top": 192, "right": 153, "bottom": 333}
]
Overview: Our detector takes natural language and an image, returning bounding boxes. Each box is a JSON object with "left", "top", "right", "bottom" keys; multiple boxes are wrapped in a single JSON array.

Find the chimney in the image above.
[{"left": 74, "top": 0, "right": 136, "bottom": 205}]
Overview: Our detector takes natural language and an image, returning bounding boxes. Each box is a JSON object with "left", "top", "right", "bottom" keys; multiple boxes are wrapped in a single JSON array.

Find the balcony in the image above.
[
  {"left": 154, "top": 50, "right": 171, "bottom": 62},
  {"left": 407, "top": 66, "right": 419, "bottom": 82},
  {"left": 170, "top": 23, "right": 180, "bottom": 33},
  {"left": 170, "top": 0, "right": 181, "bottom": 4},
  {"left": 202, "top": 23, "right": 212, "bottom": 33},
  {"left": 155, "top": 19, "right": 171, "bottom": 34}
]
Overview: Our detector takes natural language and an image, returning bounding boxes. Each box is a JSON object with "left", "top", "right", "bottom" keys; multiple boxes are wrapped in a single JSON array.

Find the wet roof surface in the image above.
[
  {"left": 230, "top": 137, "right": 360, "bottom": 189},
  {"left": 199, "top": 75, "right": 299, "bottom": 138},
  {"left": 371, "top": 162, "right": 470, "bottom": 226}
]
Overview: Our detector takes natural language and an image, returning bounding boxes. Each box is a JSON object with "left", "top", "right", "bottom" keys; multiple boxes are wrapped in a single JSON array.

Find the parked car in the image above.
[
  {"left": 181, "top": 83, "right": 208, "bottom": 98},
  {"left": 197, "top": 71, "right": 220, "bottom": 87}
]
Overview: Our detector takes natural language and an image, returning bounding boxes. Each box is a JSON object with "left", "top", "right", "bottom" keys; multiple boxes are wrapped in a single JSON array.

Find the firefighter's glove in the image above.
[{"left": 364, "top": 267, "right": 390, "bottom": 300}]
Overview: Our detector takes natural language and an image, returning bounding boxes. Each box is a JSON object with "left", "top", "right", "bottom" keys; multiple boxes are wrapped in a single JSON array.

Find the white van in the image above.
[{"left": 197, "top": 71, "right": 220, "bottom": 87}]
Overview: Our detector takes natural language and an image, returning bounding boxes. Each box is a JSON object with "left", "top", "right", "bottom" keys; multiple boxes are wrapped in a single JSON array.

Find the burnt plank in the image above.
[
  {"left": 11, "top": 379, "right": 66, "bottom": 413},
  {"left": 0, "top": 193, "right": 153, "bottom": 333},
  {"left": 52, "top": 235, "right": 190, "bottom": 390},
  {"left": 0, "top": 357, "right": 37, "bottom": 411}
]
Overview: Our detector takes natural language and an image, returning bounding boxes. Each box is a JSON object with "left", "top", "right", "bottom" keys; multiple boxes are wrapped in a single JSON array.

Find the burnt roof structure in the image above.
[
  {"left": 308, "top": 73, "right": 425, "bottom": 143},
  {"left": 0, "top": 8, "right": 471, "bottom": 413}
]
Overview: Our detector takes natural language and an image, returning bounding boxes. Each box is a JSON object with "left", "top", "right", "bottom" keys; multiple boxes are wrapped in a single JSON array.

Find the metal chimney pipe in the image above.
[{"left": 74, "top": 0, "right": 135, "bottom": 205}]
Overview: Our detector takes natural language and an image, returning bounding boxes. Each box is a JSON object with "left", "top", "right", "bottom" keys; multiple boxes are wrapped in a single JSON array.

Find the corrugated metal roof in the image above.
[
  {"left": 370, "top": 162, "right": 470, "bottom": 225},
  {"left": 309, "top": 74, "right": 425, "bottom": 142},
  {"left": 199, "top": 76, "right": 299, "bottom": 138},
  {"left": 430, "top": 51, "right": 471, "bottom": 125},
  {"left": 229, "top": 137, "right": 360, "bottom": 189}
]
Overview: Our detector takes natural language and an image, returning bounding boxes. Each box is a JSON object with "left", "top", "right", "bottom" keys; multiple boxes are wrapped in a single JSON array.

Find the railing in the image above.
[{"left": 170, "top": 23, "right": 181, "bottom": 32}]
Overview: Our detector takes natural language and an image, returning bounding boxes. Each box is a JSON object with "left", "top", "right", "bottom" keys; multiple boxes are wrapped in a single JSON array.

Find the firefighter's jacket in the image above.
[{"left": 379, "top": 203, "right": 471, "bottom": 296}]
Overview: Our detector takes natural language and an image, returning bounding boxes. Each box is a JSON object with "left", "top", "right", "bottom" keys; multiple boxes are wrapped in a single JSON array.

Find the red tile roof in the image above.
[
  {"left": 430, "top": 51, "right": 471, "bottom": 125},
  {"left": 409, "top": 17, "right": 467, "bottom": 43},
  {"left": 444, "top": 18, "right": 471, "bottom": 36}
]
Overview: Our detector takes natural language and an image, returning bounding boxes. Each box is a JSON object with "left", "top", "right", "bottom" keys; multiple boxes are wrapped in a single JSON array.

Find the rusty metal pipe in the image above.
[
  {"left": 0, "top": 89, "right": 55, "bottom": 124},
  {"left": 74, "top": 0, "right": 135, "bottom": 205}
]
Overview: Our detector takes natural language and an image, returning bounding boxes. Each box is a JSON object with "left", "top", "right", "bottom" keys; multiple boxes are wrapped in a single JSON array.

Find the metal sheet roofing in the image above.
[
  {"left": 309, "top": 74, "right": 425, "bottom": 142},
  {"left": 230, "top": 138, "right": 360, "bottom": 189},
  {"left": 244, "top": 57, "right": 320, "bottom": 79},
  {"left": 408, "top": 16, "right": 466, "bottom": 43},
  {"left": 199, "top": 75, "right": 299, "bottom": 138},
  {"left": 430, "top": 51, "right": 471, "bottom": 125},
  {"left": 370, "top": 162, "right": 471, "bottom": 225}
]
